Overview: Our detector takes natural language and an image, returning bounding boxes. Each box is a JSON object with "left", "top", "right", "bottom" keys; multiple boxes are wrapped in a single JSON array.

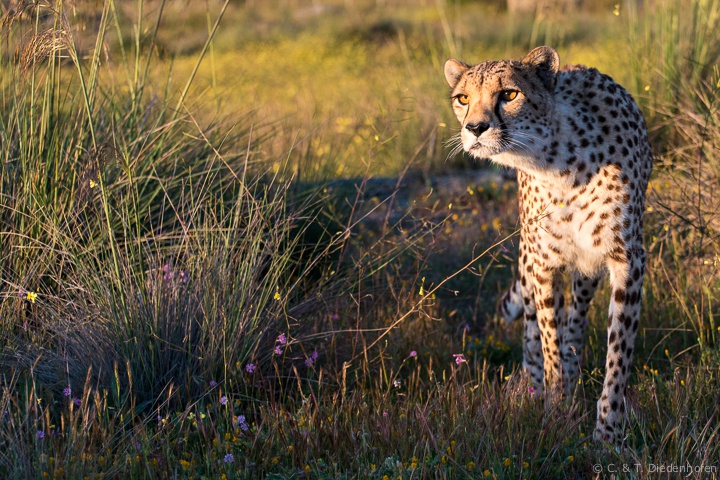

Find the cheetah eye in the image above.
[
  {"left": 500, "top": 90, "right": 519, "bottom": 102},
  {"left": 456, "top": 94, "right": 469, "bottom": 106}
]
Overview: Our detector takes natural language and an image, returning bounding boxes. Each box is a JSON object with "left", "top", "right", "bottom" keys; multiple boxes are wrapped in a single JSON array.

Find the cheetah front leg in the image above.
[
  {"left": 531, "top": 265, "right": 566, "bottom": 397},
  {"left": 594, "top": 246, "right": 646, "bottom": 444},
  {"left": 561, "top": 272, "right": 601, "bottom": 393}
]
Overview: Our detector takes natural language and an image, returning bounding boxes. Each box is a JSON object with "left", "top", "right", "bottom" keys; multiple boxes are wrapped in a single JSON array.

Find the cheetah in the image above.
[{"left": 443, "top": 46, "right": 652, "bottom": 444}]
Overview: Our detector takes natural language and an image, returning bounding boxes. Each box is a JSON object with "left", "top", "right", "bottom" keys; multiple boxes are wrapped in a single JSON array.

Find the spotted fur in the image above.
[{"left": 444, "top": 46, "right": 652, "bottom": 445}]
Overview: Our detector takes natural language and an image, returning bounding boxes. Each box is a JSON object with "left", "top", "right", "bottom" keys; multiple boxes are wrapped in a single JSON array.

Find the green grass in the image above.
[{"left": 0, "top": 0, "right": 719, "bottom": 478}]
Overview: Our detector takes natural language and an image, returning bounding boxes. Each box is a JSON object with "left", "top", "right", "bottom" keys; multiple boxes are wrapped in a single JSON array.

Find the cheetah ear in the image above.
[
  {"left": 521, "top": 46, "right": 560, "bottom": 90},
  {"left": 444, "top": 59, "right": 470, "bottom": 89}
]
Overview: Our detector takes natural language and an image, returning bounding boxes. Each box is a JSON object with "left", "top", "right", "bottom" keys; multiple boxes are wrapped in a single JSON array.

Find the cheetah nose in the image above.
[{"left": 465, "top": 122, "right": 490, "bottom": 137}]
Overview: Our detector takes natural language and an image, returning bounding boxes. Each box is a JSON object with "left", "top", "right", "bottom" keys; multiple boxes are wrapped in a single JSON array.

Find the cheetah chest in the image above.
[{"left": 523, "top": 177, "right": 626, "bottom": 277}]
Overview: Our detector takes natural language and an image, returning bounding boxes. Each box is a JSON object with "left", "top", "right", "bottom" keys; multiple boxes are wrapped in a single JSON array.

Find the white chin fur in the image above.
[{"left": 464, "top": 140, "right": 503, "bottom": 158}]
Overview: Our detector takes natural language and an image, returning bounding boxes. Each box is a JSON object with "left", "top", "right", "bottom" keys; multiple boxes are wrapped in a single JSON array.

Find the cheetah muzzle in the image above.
[{"left": 444, "top": 46, "right": 652, "bottom": 445}]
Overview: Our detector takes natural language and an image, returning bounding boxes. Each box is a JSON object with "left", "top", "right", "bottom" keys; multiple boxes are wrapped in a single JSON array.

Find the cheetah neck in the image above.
[{"left": 491, "top": 95, "right": 593, "bottom": 192}]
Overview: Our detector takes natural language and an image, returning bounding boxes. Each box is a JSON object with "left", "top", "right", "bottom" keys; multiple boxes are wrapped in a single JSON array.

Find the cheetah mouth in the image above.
[{"left": 468, "top": 141, "right": 505, "bottom": 157}]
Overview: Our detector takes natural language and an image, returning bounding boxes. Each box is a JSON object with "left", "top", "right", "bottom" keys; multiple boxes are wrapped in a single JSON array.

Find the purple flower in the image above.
[
  {"left": 162, "top": 264, "right": 174, "bottom": 281},
  {"left": 220, "top": 396, "right": 228, "bottom": 406},
  {"left": 180, "top": 270, "right": 189, "bottom": 283},
  {"left": 245, "top": 363, "right": 256, "bottom": 373},
  {"left": 382, "top": 411, "right": 389, "bottom": 418},
  {"left": 453, "top": 353, "right": 466, "bottom": 365},
  {"left": 73, "top": 397, "right": 81, "bottom": 407},
  {"left": 209, "top": 380, "right": 218, "bottom": 388},
  {"left": 330, "top": 313, "right": 339, "bottom": 320},
  {"left": 274, "top": 346, "right": 283, "bottom": 355},
  {"left": 237, "top": 415, "right": 249, "bottom": 431},
  {"left": 311, "top": 351, "right": 318, "bottom": 361},
  {"left": 305, "top": 358, "right": 313, "bottom": 367},
  {"left": 63, "top": 387, "right": 71, "bottom": 397},
  {"left": 409, "top": 350, "right": 417, "bottom": 358},
  {"left": 276, "top": 333, "right": 287, "bottom": 345},
  {"left": 224, "top": 453, "right": 234, "bottom": 464},
  {"left": 37, "top": 430, "right": 45, "bottom": 439}
]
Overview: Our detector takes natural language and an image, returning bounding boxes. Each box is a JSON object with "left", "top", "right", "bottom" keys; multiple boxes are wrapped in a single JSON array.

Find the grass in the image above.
[{"left": 0, "top": 0, "right": 719, "bottom": 478}]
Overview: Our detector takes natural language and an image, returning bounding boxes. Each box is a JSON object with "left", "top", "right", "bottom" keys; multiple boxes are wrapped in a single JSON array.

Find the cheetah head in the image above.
[{"left": 444, "top": 46, "right": 559, "bottom": 169}]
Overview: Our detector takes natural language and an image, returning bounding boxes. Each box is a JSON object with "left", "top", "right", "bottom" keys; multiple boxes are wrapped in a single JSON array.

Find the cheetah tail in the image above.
[{"left": 497, "top": 278, "right": 524, "bottom": 322}]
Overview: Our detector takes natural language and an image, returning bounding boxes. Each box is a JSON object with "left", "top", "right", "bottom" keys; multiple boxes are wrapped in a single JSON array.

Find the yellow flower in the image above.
[
  {"left": 382, "top": 476, "right": 390, "bottom": 480},
  {"left": 305, "top": 465, "right": 311, "bottom": 472},
  {"left": 179, "top": 459, "right": 191, "bottom": 471},
  {"left": 568, "top": 455, "right": 574, "bottom": 462},
  {"left": 441, "top": 455, "right": 448, "bottom": 464},
  {"left": 89, "top": 179, "right": 97, "bottom": 188},
  {"left": 466, "top": 461, "right": 476, "bottom": 470},
  {"left": 220, "top": 475, "right": 227, "bottom": 480},
  {"left": 271, "top": 457, "right": 279, "bottom": 464},
  {"left": 274, "top": 289, "right": 281, "bottom": 301},
  {"left": 288, "top": 445, "right": 294, "bottom": 452},
  {"left": 523, "top": 461, "right": 529, "bottom": 468},
  {"left": 484, "top": 470, "right": 491, "bottom": 477},
  {"left": 26, "top": 291, "right": 38, "bottom": 303},
  {"left": 503, "top": 458, "right": 511, "bottom": 467}
]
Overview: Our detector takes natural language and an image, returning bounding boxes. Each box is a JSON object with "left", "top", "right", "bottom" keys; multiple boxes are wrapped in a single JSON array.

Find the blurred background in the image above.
[{"left": 12, "top": 0, "right": 643, "bottom": 179}]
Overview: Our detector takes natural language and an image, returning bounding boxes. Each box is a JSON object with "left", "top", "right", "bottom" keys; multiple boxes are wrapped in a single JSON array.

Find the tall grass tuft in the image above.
[
  {"left": 623, "top": 0, "right": 720, "bottom": 365},
  {"left": 0, "top": 0, "right": 319, "bottom": 409}
]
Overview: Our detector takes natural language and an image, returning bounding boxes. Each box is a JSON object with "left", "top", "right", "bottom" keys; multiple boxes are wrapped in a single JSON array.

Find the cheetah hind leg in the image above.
[
  {"left": 498, "top": 276, "right": 524, "bottom": 322},
  {"left": 561, "top": 272, "right": 601, "bottom": 394}
]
